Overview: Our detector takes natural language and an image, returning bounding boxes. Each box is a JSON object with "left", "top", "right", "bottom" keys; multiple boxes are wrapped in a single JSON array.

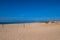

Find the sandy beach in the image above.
[{"left": 0, "top": 22, "right": 60, "bottom": 40}]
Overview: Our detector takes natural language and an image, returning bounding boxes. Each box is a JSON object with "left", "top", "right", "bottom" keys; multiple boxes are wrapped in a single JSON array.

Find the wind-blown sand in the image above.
[{"left": 0, "top": 22, "right": 60, "bottom": 40}]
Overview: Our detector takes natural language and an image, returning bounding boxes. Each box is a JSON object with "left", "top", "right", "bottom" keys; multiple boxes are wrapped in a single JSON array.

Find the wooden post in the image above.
[{"left": 2, "top": 24, "right": 4, "bottom": 28}]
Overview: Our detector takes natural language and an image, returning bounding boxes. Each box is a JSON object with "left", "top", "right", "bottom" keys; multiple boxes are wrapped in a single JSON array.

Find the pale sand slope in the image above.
[{"left": 0, "top": 22, "right": 60, "bottom": 40}]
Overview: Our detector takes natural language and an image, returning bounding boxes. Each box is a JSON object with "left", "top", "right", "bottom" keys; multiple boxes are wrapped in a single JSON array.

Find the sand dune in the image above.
[{"left": 0, "top": 22, "right": 60, "bottom": 40}]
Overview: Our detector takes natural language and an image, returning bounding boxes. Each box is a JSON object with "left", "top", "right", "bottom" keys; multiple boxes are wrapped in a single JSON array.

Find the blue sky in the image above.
[{"left": 0, "top": 0, "right": 60, "bottom": 22}]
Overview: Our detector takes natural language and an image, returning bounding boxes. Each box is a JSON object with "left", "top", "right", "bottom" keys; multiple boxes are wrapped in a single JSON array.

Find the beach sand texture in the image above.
[{"left": 0, "top": 22, "right": 60, "bottom": 40}]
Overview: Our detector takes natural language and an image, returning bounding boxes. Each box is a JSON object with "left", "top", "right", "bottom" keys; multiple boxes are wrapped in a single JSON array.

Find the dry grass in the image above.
[{"left": 0, "top": 21, "right": 60, "bottom": 40}]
